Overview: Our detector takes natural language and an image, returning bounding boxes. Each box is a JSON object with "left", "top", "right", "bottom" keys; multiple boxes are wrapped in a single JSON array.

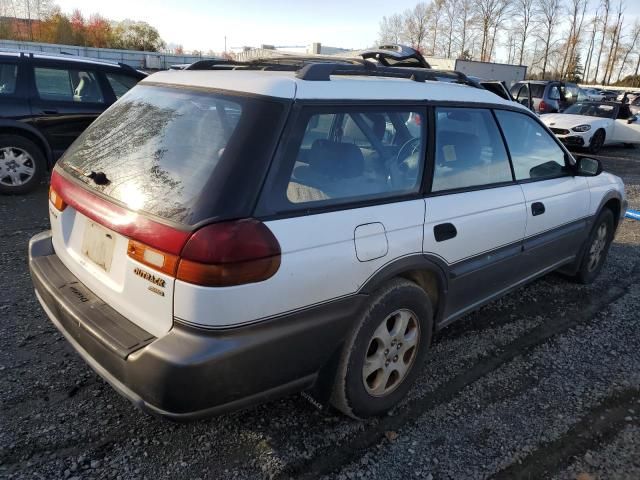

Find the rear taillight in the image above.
[
  {"left": 49, "top": 186, "right": 66, "bottom": 211},
  {"left": 177, "top": 219, "right": 281, "bottom": 287},
  {"left": 126, "top": 219, "right": 281, "bottom": 287},
  {"left": 538, "top": 100, "right": 548, "bottom": 112}
]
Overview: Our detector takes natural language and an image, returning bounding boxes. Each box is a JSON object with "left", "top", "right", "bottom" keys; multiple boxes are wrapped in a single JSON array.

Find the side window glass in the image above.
[
  {"left": 515, "top": 84, "right": 531, "bottom": 107},
  {"left": 105, "top": 73, "right": 139, "bottom": 99},
  {"left": 35, "top": 67, "right": 104, "bottom": 103},
  {"left": 495, "top": 110, "right": 567, "bottom": 180},
  {"left": 549, "top": 85, "right": 561, "bottom": 100},
  {"left": 0, "top": 63, "right": 18, "bottom": 95},
  {"left": 285, "top": 109, "right": 425, "bottom": 206},
  {"left": 432, "top": 108, "right": 512, "bottom": 192}
]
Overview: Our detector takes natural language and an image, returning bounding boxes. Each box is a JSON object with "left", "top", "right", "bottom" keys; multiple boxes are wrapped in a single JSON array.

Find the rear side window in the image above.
[
  {"left": 432, "top": 108, "right": 512, "bottom": 192},
  {"left": 273, "top": 108, "right": 425, "bottom": 208},
  {"left": 35, "top": 67, "right": 104, "bottom": 103},
  {"left": 495, "top": 110, "right": 567, "bottom": 180},
  {"left": 105, "top": 72, "right": 139, "bottom": 99},
  {"left": 0, "top": 63, "right": 18, "bottom": 95},
  {"left": 512, "top": 83, "right": 545, "bottom": 99}
]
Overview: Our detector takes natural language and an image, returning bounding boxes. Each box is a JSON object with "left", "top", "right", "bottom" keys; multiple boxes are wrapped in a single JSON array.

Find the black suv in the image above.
[{"left": 0, "top": 51, "right": 146, "bottom": 194}]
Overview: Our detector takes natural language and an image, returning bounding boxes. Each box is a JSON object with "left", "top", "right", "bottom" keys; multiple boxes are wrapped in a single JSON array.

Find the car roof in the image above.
[
  {"left": 0, "top": 50, "right": 143, "bottom": 71},
  {"left": 142, "top": 69, "right": 519, "bottom": 106}
]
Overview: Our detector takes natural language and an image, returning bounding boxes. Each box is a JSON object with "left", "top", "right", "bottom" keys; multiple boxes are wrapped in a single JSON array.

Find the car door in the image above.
[
  {"left": 250, "top": 104, "right": 428, "bottom": 322},
  {"left": 495, "top": 109, "right": 590, "bottom": 274},
  {"left": 28, "top": 60, "right": 108, "bottom": 158},
  {"left": 611, "top": 104, "right": 640, "bottom": 144},
  {"left": 0, "top": 55, "right": 30, "bottom": 122},
  {"left": 423, "top": 107, "right": 527, "bottom": 322}
]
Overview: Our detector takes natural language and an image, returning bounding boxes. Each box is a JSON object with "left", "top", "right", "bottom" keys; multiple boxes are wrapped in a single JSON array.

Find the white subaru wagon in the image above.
[{"left": 29, "top": 62, "right": 627, "bottom": 420}]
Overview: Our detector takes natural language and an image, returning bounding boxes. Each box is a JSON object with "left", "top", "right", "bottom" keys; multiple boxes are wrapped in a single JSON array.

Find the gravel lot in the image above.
[{"left": 1, "top": 146, "right": 639, "bottom": 480}]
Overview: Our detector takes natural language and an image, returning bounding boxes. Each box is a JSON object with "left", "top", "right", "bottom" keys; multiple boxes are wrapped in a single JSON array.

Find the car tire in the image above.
[
  {"left": 330, "top": 278, "right": 433, "bottom": 419},
  {"left": 0, "top": 134, "right": 46, "bottom": 195},
  {"left": 588, "top": 129, "right": 605, "bottom": 154},
  {"left": 574, "top": 208, "right": 615, "bottom": 284}
]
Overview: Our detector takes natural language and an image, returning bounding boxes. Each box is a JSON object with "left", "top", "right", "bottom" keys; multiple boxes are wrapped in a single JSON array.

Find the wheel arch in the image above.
[
  {"left": 0, "top": 120, "right": 53, "bottom": 168},
  {"left": 358, "top": 254, "right": 449, "bottom": 326}
]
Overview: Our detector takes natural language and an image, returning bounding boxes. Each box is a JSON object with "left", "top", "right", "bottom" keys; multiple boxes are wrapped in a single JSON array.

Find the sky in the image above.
[
  {"left": 55, "top": 0, "right": 640, "bottom": 56},
  {"left": 55, "top": 0, "right": 420, "bottom": 52}
]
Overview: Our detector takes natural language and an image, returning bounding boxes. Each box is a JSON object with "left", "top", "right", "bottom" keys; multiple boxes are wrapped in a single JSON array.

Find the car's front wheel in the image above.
[
  {"left": 588, "top": 129, "right": 605, "bottom": 154},
  {"left": 0, "top": 135, "right": 46, "bottom": 195},
  {"left": 330, "top": 278, "right": 433, "bottom": 418},
  {"left": 575, "top": 209, "right": 614, "bottom": 284}
]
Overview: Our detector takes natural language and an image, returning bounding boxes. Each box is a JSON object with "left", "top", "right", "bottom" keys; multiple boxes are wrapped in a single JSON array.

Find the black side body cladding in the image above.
[{"left": 29, "top": 232, "right": 366, "bottom": 420}]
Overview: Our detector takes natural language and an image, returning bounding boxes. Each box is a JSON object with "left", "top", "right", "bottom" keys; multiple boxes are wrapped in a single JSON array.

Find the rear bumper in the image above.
[{"left": 29, "top": 231, "right": 363, "bottom": 420}]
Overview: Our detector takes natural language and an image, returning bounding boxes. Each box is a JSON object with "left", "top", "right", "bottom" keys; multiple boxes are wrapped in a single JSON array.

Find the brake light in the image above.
[
  {"left": 49, "top": 186, "right": 66, "bottom": 211},
  {"left": 539, "top": 100, "right": 548, "bottom": 112},
  {"left": 176, "top": 219, "right": 281, "bottom": 287}
]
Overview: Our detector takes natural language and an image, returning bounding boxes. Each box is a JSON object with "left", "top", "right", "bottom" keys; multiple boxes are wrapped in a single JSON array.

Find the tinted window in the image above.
[
  {"left": 0, "top": 63, "right": 17, "bottom": 95},
  {"left": 548, "top": 85, "right": 561, "bottom": 100},
  {"left": 35, "top": 67, "right": 104, "bottom": 103},
  {"left": 105, "top": 72, "right": 140, "bottom": 99},
  {"left": 61, "top": 85, "right": 256, "bottom": 223},
  {"left": 283, "top": 108, "right": 425, "bottom": 206},
  {"left": 510, "top": 83, "right": 545, "bottom": 98},
  {"left": 432, "top": 108, "right": 512, "bottom": 192},
  {"left": 495, "top": 110, "right": 566, "bottom": 180}
]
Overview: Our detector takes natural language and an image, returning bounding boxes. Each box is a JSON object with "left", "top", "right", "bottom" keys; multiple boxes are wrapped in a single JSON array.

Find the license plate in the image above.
[{"left": 81, "top": 221, "right": 115, "bottom": 272}]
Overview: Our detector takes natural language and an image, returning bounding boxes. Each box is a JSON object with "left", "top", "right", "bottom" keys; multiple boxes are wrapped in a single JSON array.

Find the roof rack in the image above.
[
  {"left": 185, "top": 56, "right": 363, "bottom": 71},
  {"left": 295, "top": 62, "right": 481, "bottom": 87}
]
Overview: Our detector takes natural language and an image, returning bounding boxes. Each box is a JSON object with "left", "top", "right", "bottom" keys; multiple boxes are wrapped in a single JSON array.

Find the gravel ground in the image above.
[{"left": 0, "top": 146, "right": 639, "bottom": 480}]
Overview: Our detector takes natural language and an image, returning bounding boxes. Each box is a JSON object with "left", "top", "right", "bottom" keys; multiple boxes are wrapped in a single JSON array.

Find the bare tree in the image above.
[
  {"left": 537, "top": 0, "right": 562, "bottom": 78},
  {"left": 514, "top": 0, "right": 538, "bottom": 65},
  {"left": 584, "top": 13, "right": 600, "bottom": 83},
  {"left": 561, "top": 0, "right": 588, "bottom": 79},
  {"left": 442, "top": 0, "right": 459, "bottom": 58},
  {"left": 457, "top": 0, "right": 475, "bottom": 58},
  {"left": 427, "top": 0, "right": 445, "bottom": 55},
  {"left": 593, "top": 0, "right": 611, "bottom": 84},
  {"left": 476, "top": 0, "right": 509, "bottom": 61},
  {"left": 616, "top": 20, "right": 640, "bottom": 82},
  {"left": 378, "top": 13, "right": 405, "bottom": 45},
  {"left": 403, "top": 3, "right": 430, "bottom": 50},
  {"left": 487, "top": 0, "right": 512, "bottom": 61},
  {"left": 602, "top": 1, "right": 624, "bottom": 84}
]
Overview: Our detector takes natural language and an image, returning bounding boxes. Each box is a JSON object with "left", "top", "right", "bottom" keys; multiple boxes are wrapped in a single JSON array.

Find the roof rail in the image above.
[
  {"left": 185, "top": 56, "right": 363, "bottom": 71},
  {"left": 295, "top": 62, "right": 481, "bottom": 88}
]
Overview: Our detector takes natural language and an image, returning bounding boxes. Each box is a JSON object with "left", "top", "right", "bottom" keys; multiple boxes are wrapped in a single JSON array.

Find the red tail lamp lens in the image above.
[
  {"left": 539, "top": 100, "right": 548, "bottom": 112},
  {"left": 176, "top": 219, "right": 281, "bottom": 287}
]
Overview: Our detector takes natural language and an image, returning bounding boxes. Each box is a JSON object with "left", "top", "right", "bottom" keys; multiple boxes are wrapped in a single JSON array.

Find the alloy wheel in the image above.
[
  {"left": 0, "top": 147, "right": 36, "bottom": 187},
  {"left": 587, "top": 223, "right": 608, "bottom": 272},
  {"left": 362, "top": 308, "right": 420, "bottom": 397}
]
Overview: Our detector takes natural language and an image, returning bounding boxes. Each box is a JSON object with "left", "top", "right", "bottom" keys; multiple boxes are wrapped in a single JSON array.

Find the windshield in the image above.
[
  {"left": 60, "top": 84, "right": 286, "bottom": 225},
  {"left": 562, "top": 102, "right": 616, "bottom": 119}
]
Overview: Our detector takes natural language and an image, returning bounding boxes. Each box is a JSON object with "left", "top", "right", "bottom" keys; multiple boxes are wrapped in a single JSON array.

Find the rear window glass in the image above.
[{"left": 60, "top": 85, "right": 246, "bottom": 223}]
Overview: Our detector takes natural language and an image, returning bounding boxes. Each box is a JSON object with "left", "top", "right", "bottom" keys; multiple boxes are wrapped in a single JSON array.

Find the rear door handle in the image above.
[
  {"left": 532, "top": 202, "right": 546, "bottom": 216},
  {"left": 434, "top": 223, "right": 457, "bottom": 242},
  {"left": 41, "top": 109, "right": 59, "bottom": 115}
]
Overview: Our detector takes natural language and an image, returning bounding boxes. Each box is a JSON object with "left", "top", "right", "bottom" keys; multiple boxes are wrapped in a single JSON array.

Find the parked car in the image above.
[
  {"left": 0, "top": 51, "right": 146, "bottom": 194},
  {"left": 600, "top": 90, "right": 619, "bottom": 101},
  {"left": 509, "top": 80, "right": 581, "bottom": 113},
  {"left": 30, "top": 62, "right": 626, "bottom": 420},
  {"left": 581, "top": 87, "right": 605, "bottom": 101},
  {"left": 541, "top": 101, "right": 640, "bottom": 152},
  {"left": 616, "top": 90, "right": 640, "bottom": 102}
]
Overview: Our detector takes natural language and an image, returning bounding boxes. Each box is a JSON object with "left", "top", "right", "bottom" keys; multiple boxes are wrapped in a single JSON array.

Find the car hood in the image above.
[{"left": 541, "top": 113, "right": 609, "bottom": 129}]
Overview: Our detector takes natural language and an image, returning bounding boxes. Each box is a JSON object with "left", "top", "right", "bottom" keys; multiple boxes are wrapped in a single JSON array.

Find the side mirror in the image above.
[
  {"left": 627, "top": 116, "right": 637, "bottom": 124},
  {"left": 575, "top": 156, "right": 603, "bottom": 176}
]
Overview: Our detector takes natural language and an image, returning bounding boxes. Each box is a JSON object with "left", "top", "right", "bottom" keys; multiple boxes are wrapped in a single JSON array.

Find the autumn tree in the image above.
[{"left": 85, "top": 14, "right": 112, "bottom": 48}]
